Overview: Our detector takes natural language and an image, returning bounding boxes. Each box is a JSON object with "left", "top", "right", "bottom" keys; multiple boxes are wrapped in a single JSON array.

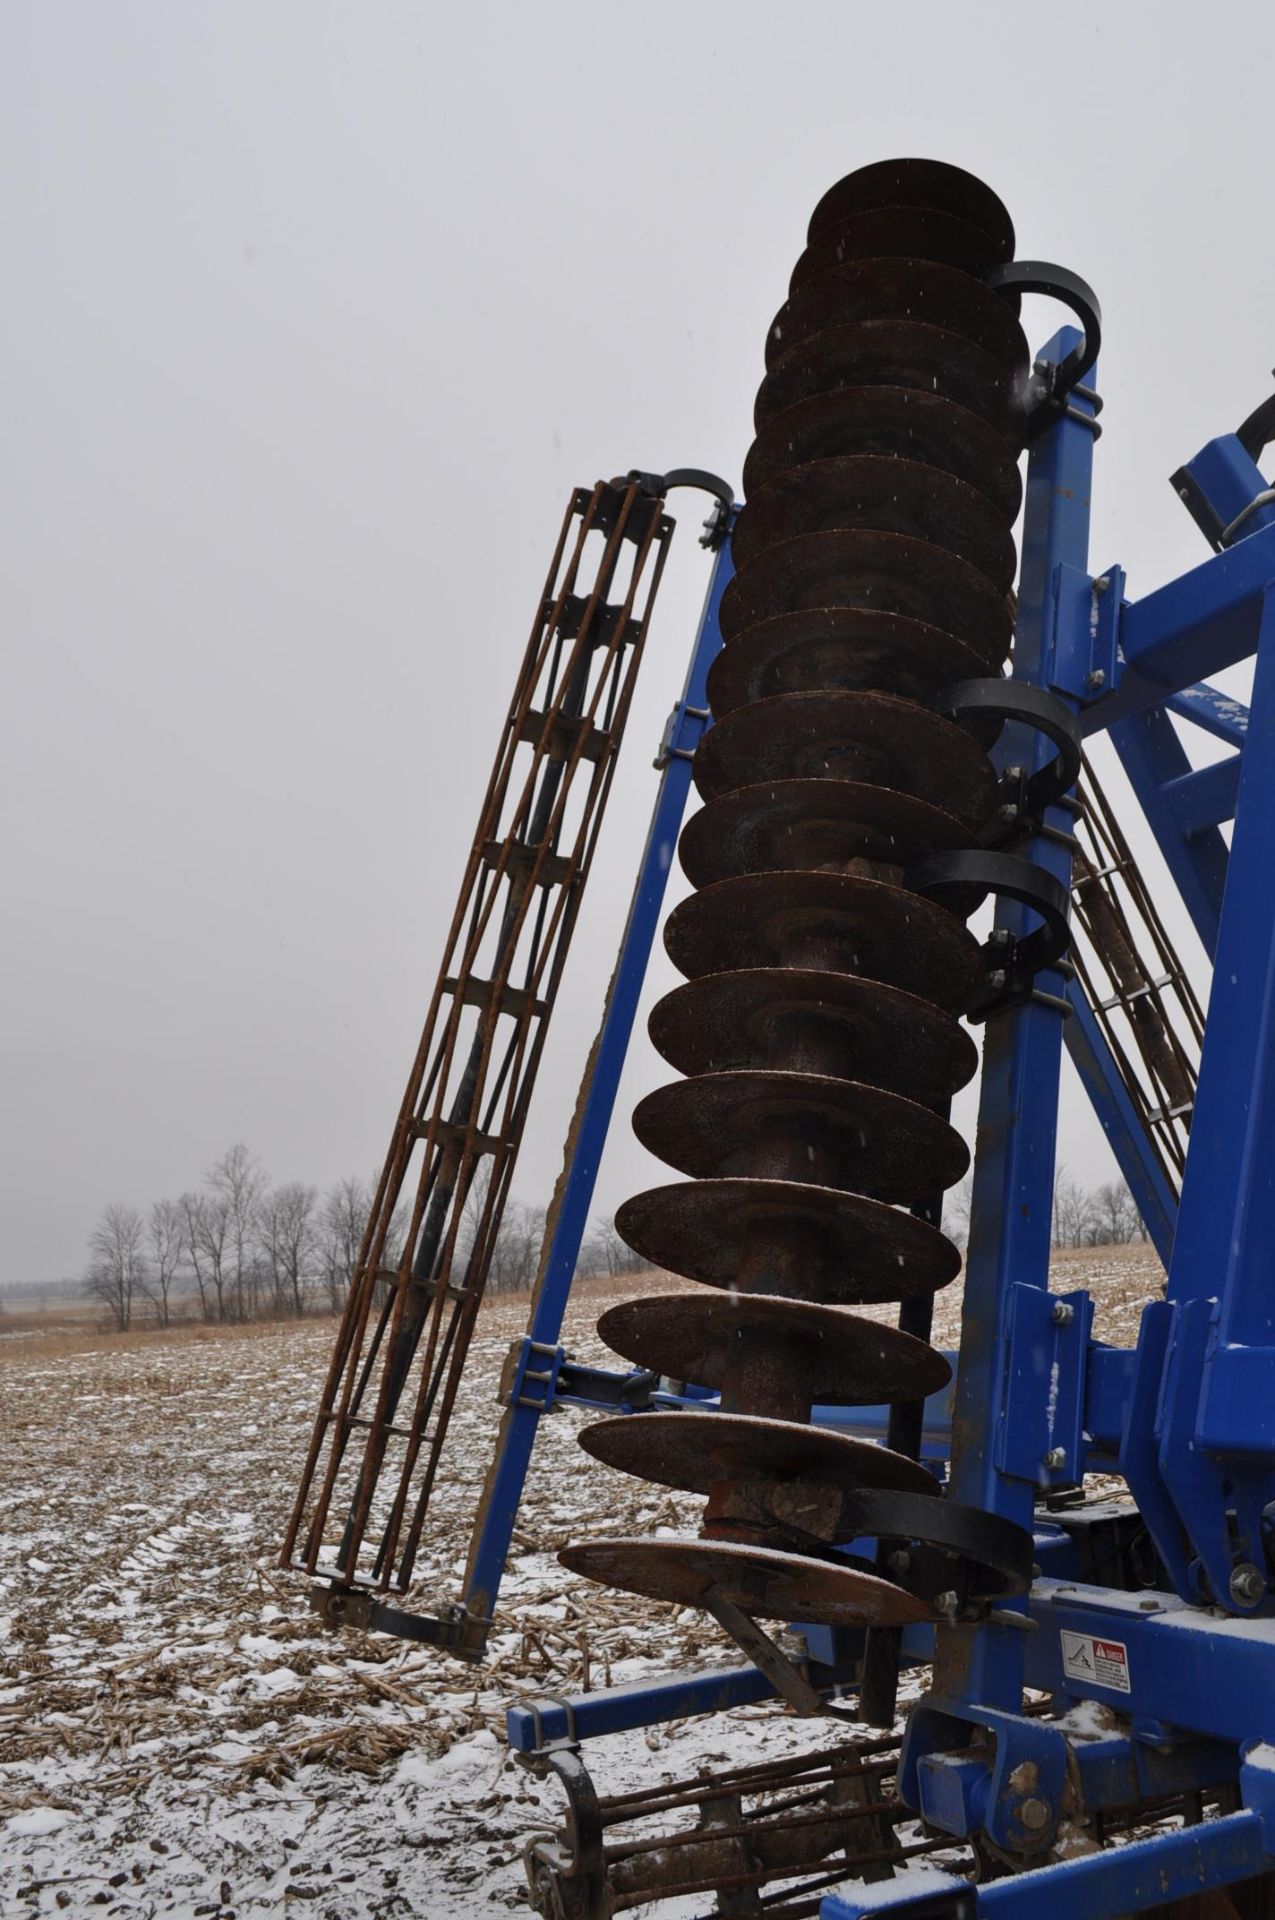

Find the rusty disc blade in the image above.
[
  {"left": 664, "top": 870, "right": 983, "bottom": 1010},
  {"left": 792, "top": 206, "right": 1011, "bottom": 289},
  {"left": 705, "top": 608, "right": 998, "bottom": 735},
  {"left": 580, "top": 1410, "right": 940, "bottom": 1499},
  {"left": 560, "top": 1536, "right": 932, "bottom": 1627},
  {"left": 720, "top": 530, "right": 1012, "bottom": 669},
  {"left": 806, "top": 160, "right": 1015, "bottom": 256},
  {"left": 597, "top": 1292, "right": 951, "bottom": 1406},
  {"left": 757, "top": 320, "right": 1023, "bottom": 439},
  {"left": 648, "top": 968, "right": 977, "bottom": 1101},
  {"left": 733, "top": 457, "right": 1015, "bottom": 593},
  {"left": 744, "top": 387, "right": 1022, "bottom": 521},
  {"left": 691, "top": 691, "right": 996, "bottom": 833},
  {"left": 766, "top": 258, "right": 1025, "bottom": 375},
  {"left": 632, "top": 1071, "right": 968, "bottom": 1202},
  {"left": 616, "top": 1177, "right": 960, "bottom": 1305},
  {"left": 678, "top": 780, "right": 968, "bottom": 889}
]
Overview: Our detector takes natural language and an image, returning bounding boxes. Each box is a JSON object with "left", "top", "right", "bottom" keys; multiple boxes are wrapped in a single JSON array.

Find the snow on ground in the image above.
[{"left": 1, "top": 1245, "right": 1164, "bottom": 1917}]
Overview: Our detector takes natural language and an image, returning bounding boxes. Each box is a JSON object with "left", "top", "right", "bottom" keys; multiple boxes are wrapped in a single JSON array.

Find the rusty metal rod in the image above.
[{"left": 609, "top": 1832, "right": 961, "bottom": 1912}]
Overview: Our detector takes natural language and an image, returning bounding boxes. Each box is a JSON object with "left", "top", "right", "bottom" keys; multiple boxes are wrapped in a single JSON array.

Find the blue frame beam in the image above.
[
  {"left": 1161, "top": 750, "right": 1241, "bottom": 834},
  {"left": 1167, "top": 683, "right": 1250, "bottom": 749},
  {"left": 1083, "top": 519, "right": 1275, "bottom": 734},
  {"left": 1062, "top": 981, "right": 1178, "bottom": 1264},
  {"left": 507, "top": 1660, "right": 783, "bottom": 1751},
  {"left": 821, "top": 1814, "right": 1272, "bottom": 1920},
  {"left": 1111, "top": 704, "right": 1227, "bottom": 957}
]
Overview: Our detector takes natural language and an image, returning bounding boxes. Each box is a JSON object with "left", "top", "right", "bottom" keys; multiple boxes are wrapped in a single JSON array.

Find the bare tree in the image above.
[
  {"left": 139, "top": 1197, "right": 184, "bottom": 1327},
  {"left": 209, "top": 1144, "right": 266, "bottom": 1321},
  {"left": 257, "top": 1182, "right": 319, "bottom": 1317},
  {"left": 1052, "top": 1169, "right": 1096, "bottom": 1250},
  {"left": 589, "top": 1216, "right": 624, "bottom": 1277},
  {"left": 383, "top": 1194, "right": 412, "bottom": 1273},
  {"left": 579, "top": 1213, "right": 648, "bottom": 1279},
  {"left": 84, "top": 1204, "right": 145, "bottom": 1331},
  {"left": 489, "top": 1199, "right": 547, "bottom": 1294},
  {"left": 319, "top": 1176, "right": 371, "bottom": 1312},
  {"left": 1051, "top": 1162, "right": 1069, "bottom": 1250},
  {"left": 454, "top": 1156, "right": 494, "bottom": 1272},
  {"left": 1091, "top": 1179, "right": 1139, "bottom": 1246},
  {"left": 180, "top": 1188, "right": 231, "bottom": 1321}
]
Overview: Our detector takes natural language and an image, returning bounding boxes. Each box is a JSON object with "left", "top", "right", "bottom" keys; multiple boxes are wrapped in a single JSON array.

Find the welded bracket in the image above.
[
  {"left": 500, "top": 1339, "right": 666, "bottom": 1414},
  {"left": 1121, "top": 1296, "right": 1275, "bottom": 1612},
  {"left": 1172, "top": 429, "right": 1275, "bottom": 553},
  {"left": 653, "top": 696, "right": 710, "bottom": 769},
  {"left": 901, "top": 1698, "right": 1068, "bottom": 1853},
  {"left": 994, "top": 1286, "right": 1092, "bottom": 1490},
  {"left": 500, "top": 1336, "right": 566, "bottom": 1411},
  {"left": 1051, "top": 561, "right": 1124, "bottom": 704}
]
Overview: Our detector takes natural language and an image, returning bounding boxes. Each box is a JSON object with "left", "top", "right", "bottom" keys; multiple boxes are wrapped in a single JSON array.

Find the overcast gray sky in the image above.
[{"left": 4, "top": 2, "right": 1271, "bottom": 1285}]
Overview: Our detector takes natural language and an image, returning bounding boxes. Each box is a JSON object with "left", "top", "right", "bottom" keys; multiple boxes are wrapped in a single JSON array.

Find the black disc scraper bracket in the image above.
[
  {"left": 912, "top": 681, "right": 1078, "bottom": 1018},
  {"left": 930, "top": 679, "right": 1082, "bottom": 841},
  {"left": 831, "top": 1488, "right": 1034, "bottom": 1618},
  {"left": 907, "top": 849, "right": 1072, "bottom": 1022},
  {"left": 985, "top": 260, "right": 1102, "bottom": 441}
]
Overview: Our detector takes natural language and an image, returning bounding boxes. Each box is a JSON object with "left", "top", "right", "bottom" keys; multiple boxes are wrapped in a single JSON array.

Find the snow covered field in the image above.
[{"left": 1, "top": 1247, "right": 1164, "bottom": 1917}]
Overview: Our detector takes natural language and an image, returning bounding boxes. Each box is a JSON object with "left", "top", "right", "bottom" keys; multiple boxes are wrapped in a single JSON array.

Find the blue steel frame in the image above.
[
  {"left": 822, "top": 337, "right": 1275, "bottom": 1914},
  {"left": 493, "top": 328, "right": 1275, "bottom": 1915}
]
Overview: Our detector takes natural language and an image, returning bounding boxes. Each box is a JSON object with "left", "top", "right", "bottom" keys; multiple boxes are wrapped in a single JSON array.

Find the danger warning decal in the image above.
[{"left": 1060, "top": 1629, "right": 1131, "bottom": 1693}]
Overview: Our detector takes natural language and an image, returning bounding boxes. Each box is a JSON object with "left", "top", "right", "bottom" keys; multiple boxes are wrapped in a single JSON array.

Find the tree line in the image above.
[
  {"left": 945, "top": 1166, "right": 1146, "bottom": 1251},
  {"left": 1049, "top": 1168, "right": 1146, "bottom": 1250},
  {"left": 86, "top": 1144, "right": 1145, "bottom": 1333},
  {"left": 82, "top": 1143, "right": 644, "bottom": 1332}
]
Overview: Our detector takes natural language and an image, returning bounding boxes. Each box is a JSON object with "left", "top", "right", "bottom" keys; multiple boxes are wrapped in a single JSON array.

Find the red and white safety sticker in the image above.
[{"left": 1060, "top": 1629, "right": 1131, "bottom": 1694}]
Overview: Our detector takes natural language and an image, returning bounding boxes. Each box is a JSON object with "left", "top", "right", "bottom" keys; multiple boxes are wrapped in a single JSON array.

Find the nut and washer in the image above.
[{"left": 1229, "top": 1562, "right": 1266, "bottom": 1606}]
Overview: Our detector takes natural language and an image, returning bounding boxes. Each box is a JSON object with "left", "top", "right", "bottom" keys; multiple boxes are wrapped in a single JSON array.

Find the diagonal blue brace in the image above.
[
  {"left": 1159, "top": 750, "right": 1241, "bottom": 834},
  {"left": 1110, "top": 703, "right": 1228, "bottom": 958},
  {"left": 1062, "top": 980, "right": 1177, "bottom": 1264},
  {"left": 1166, "top": 682, "right": 1250, "bottom": 749},
  {"left": 458, "top": 525, "right": 735, "bottom": 1631}
]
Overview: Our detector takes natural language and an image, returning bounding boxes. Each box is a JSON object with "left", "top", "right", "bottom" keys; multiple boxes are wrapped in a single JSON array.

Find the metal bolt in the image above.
[
  {"left": 1086, "top": 669, "right": 1107, "bottom": 690},
  {"left": 1229, "top": 1562, "right": 1266, "bottom": 1606},
  {"left": 887, "top": 1549, "right": 911, "bottom": 1574},
  {"left": 1050, "top": 1301, "right": 1075, "bottom": 1327},
  {"left": 1042, "top": 1447, "right": 1067, "bottom": 1470},
  {"left": 1019, "top": 1796, "right": 1052, "bottom": 1832},
  {"left": 933, "top": 1590, "right": 959, "bottom": 1616}
]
